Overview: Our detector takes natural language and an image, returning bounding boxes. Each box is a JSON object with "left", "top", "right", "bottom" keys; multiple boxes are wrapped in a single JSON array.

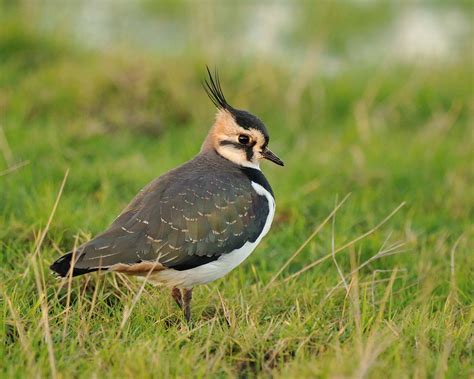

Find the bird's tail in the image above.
[{"left": 50, "top": 252, "right": 98, "bottom": 278}]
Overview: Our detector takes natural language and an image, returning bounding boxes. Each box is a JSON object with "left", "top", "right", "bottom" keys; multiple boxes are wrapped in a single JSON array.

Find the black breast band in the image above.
[{"left": 240, "top": 167, "right": 274, "bottom": 197}]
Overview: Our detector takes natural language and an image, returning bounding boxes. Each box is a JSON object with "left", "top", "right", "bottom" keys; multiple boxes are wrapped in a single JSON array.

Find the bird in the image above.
[{"left": 50, "top": 67, "right": 284, "bottom": 322}]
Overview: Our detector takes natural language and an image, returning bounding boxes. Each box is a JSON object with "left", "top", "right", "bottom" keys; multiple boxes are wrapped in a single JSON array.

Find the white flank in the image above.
[{"left": 152, "top": 182, "right": 275, "bottom": 288}]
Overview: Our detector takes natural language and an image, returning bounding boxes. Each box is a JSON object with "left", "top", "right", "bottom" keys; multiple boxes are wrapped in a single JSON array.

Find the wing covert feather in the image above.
[{"left": 73, "top": 165, "right": 270, "bottom": 271}]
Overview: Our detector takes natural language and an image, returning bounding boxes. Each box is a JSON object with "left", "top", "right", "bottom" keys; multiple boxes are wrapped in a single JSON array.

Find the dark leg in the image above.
[
  {"left": 171, "top": 287, "right": 182, "bottom": 309},
  {"left": 183, "top": 288, "right": 193, "bottom": 322}
]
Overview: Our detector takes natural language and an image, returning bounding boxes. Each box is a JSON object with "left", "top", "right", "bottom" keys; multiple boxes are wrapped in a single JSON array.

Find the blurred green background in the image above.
[{"left": 0, "top": 1, "right": 473, "bottom": 378}]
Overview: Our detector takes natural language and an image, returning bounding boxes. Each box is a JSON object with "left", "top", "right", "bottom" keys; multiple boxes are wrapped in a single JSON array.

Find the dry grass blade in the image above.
[
  {"left": 375, "top": 269, "right": 398, "bottom": 327},
  {"left": 216, "top": 288, "right": 232, "bottom": 327},
  {"left": 26, "top": 170, "right": 69, "bottom": 379},
  {"left": 61, "top": 237, "right": 79, "bottom": 343},
  {"left": 449, "top": 234, "right": 464, "bottom": 296},
  {"left": 117, "top": 280, "right": 150, "bottom": 337},
  {"left": 87, "top": 272, "right": 103, "bottom": 323},
  {"left": 353, "top": 269, "right": 399, "bottom": 379},
  {"left": 331, "top": 196, "right": 349, "bottom": 293},
  {"left": 324, "top": 236, "right": 407, "bottom": 302},
  {"left": 434, "top": 235, "right": 465, "bottom": 379},
  {"left": 348, "top": 248, "right": 363, "bottom": 353},
  {"left": 23, "top": 169, "right": 70, "bottom": 278},
  {"left": 116, "top": 258, "right": 163, "bottom": 339},
  {"left": 0, "top": 124, "right": 14, "bottom": 166},
  {"left": 265, "top": 193, "right": 351, "bottom": 288},
  {"left": 0, "top": 160, "right": 30, "bottom": 177},
  {"left": 282, "top": 202, "right": 406, "bottom": 283},
  {"left": 1, "top": 287, "right": 36, "bottom": 373},
  {"left": 32, "top": 256, "right": 57, "bottom": 379}
]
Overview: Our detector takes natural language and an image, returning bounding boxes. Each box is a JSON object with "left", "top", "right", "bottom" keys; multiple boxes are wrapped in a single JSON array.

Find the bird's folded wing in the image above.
[{"left": 72, "top": 174, "right": 269, "bottom": 271}]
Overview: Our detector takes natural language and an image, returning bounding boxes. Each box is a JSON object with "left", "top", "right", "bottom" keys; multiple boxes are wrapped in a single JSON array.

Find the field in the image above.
[{"left": 0, "top": 1, "right": 473, "bottom": 378}]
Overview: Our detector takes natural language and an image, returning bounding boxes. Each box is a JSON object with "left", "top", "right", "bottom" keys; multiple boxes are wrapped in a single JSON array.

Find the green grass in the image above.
[{"left": 1, "top": 2, "right": 473, "bottom": 378}]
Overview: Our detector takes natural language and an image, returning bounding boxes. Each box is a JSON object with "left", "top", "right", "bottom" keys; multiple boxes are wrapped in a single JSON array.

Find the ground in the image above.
[{"left": 0, "top": 2, "right": 473, "bottom": 378}]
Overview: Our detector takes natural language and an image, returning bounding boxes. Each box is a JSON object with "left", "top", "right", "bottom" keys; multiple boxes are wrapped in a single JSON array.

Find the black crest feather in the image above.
[
  {"left": 202, "top": 66, "right": 229, "bottom": 110},
  {"left": 201, "top": 66, "right": 269, "bottom": 138}
]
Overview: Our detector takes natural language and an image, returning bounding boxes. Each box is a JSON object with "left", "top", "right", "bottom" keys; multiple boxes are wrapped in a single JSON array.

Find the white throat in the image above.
[
  {"left": 216, "top": 148, "right": 260, "bottom": 170},
  {"left": 215, "top": 147, "right": 261, "bottom": 170},
  {"left": 241, "top": 160, "right": 260, "bottom": 170}
]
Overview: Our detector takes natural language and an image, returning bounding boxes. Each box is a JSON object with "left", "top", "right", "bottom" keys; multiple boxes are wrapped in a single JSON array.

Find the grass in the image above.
[{"left": 1, "top": 2, "right": 473, "bottom": 378}]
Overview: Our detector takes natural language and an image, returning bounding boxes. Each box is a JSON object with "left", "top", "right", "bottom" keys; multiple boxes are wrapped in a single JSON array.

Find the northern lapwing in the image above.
[{"left": 50, "top": 68, "right": 284, "bottom": 321}]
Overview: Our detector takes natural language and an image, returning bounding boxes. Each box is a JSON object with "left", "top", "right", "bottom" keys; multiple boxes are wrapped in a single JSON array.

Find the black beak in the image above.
[{"left": 262, "top": 148, "right": 284, "bottom": 166}]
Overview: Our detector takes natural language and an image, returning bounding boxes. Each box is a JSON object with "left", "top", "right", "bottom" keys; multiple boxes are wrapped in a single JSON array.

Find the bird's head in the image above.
[{"left": 201, "top": 68, "right": 284, "bottom": 169}]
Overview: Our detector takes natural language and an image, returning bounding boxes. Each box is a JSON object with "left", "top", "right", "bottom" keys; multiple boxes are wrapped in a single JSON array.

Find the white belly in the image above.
[{"left": 150, "top": 182, "right": 275, "bottom": 288}]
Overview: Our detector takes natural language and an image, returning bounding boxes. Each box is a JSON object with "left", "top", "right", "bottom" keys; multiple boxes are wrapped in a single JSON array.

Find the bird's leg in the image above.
[
  {"left": 171, "top": 287, "right": 183, "bottom": 309},
  {"left": 183, "top": 288, "right": 193, "bottom": 322}
]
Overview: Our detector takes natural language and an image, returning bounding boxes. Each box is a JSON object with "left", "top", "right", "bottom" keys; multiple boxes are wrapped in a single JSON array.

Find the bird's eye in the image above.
[{"left": 238, "top": 135, "right": 250, "bottom": 145}]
